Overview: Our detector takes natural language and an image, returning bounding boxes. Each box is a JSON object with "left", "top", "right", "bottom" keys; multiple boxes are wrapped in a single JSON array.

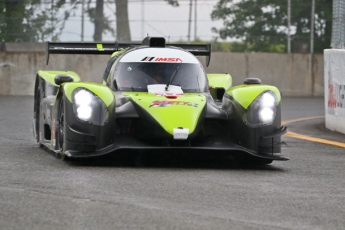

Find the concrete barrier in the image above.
[
  {"left": 0, "top": 42, "right": 324, "bottom": 97},
  {"left": 324, "top": 49, "right": 345, "bottom": 134},
  {"left": 206, "top": 52, "right": 324, "bottom": 97}
]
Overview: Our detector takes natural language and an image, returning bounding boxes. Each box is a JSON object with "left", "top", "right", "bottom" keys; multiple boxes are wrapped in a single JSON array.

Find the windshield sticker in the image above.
[
  {"left": 141, "top": 57, "right": 183, "bottom": 63},
  {"left": 150, "top": 100, "right": 198, "bottom": 108},
  {"left": 153, "top": 92, "right": 183, "bottom": 97}
]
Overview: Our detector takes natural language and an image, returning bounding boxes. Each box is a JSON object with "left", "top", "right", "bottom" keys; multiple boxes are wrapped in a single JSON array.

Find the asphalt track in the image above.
[
  {"left": 0, "top": 96, "right": 345, "bottom": 230},
  {"left": 283, "top": 116, "right": 345, "bottom": 148}
]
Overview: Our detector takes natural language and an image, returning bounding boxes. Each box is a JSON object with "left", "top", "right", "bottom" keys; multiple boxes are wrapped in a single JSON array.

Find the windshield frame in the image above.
[{"left": 111, "top": 56, "right": 208, "bottom": 93}]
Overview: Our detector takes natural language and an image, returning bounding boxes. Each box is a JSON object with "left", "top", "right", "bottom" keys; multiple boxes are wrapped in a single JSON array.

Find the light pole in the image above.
[
  {"left": 287, "top": 0, "right": 291, "bottom": 53},
  {"left": 194, "top": 0, "right": 197, "bottom": 41},
  {"left": 142, "top": 0, "right": 145, "bottom": 38},
  {"left": 188, "top": 0, "right": 192, "bottom": 43},
  {"left": 81, "top": 0, "right": 85, "bottom": 41},
  {"left": 310, "top": 0, "right": 315, "bottom": 53}
]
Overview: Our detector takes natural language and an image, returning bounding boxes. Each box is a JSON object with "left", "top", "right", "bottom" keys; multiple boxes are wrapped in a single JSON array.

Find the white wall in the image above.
[{"left": 324, "top": 49, "right": 345, "bottom": 134}]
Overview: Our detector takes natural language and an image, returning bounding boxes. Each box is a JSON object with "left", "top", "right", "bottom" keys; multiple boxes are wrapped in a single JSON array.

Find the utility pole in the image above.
[
  {"left": 81, "top": 0, "right": 85, "bottom": 41},
  {"left": 51, "top": 0, "right": 54, "bottom": 41},
  {"left": 187, "top": 0, "right": 192, "bottom": 43},
  {"left": 194, "top": 0, "right": 197, "bottom": 41},
  {"left": 310, "top": 0, "right": 315, "bottom": 53},
  {"left": 287, "top": 0, "right": 291, "bottom": 53},
  {"left": 142, "top": 0, "right": 145, "bottom": 38}
]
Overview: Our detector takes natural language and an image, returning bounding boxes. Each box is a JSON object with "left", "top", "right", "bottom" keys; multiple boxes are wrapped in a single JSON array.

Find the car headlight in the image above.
[
  {"left": 72, "top": 88, "right": 109, "bottom": 125},
  {"left": 243, "top": 91, "right": 277, "bottom": 127}
]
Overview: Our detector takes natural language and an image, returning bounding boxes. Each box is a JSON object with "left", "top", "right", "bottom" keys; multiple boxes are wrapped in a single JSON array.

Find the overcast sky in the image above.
[{"left": 60, "top": 0, "right": 224, "bottom": 42}]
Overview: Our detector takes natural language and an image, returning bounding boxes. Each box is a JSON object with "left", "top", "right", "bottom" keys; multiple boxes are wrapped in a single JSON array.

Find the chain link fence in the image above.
[
  {"left": 0, "top": 0, "right": 220, "bottom": 43},
  {"left": 331, "top": 0, "right": 345, "bottom": 49},
  {"left": 0, "top": 0, "right": 339, "bottom": 52}
]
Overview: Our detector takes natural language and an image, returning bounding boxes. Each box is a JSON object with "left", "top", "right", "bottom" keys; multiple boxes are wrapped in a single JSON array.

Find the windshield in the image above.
[{"left": 112, "top": 62, "right": 208, "bottom": 92}]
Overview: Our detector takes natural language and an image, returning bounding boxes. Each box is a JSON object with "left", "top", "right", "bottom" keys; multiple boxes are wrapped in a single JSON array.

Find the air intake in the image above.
[{"left": 142, "top": 37, "right": 166, "bottom": 47}]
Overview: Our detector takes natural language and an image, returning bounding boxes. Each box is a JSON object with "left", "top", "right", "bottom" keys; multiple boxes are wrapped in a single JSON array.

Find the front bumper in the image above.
[{"left": 63, "top": 126, "right": 289, "bottom": 161}]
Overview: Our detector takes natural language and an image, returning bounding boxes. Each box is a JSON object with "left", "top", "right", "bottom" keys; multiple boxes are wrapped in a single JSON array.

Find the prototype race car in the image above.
[{"left": 33, "top": 37, "right": 288, "bottom": 164}]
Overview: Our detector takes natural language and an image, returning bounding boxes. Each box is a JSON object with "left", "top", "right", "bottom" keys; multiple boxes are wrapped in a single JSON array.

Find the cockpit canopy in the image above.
[{"left": 111, "top": 47, "right": 208, "bottom": 92}]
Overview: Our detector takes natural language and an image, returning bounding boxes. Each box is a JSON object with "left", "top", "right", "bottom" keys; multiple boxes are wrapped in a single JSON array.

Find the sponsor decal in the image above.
[
  {"left": 96, "top": 44, "right": 104, "bottom": 51},
  {"left": 150, "top": 100, "right": 198, "bottom": 108},
  {"left": 141, "top": 57, "right": 183, "bottom": 63},
  {"left": 327, "top": 68, "right": 345, "bottom": 116}
]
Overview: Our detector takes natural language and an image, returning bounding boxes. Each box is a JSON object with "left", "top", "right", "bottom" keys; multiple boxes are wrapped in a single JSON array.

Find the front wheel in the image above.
[
  {"left": 34, "top": 77, "right": 45, "bottom": 147},
  {"left": 57, "top": 97, "right": 67, "bottom": 159}
]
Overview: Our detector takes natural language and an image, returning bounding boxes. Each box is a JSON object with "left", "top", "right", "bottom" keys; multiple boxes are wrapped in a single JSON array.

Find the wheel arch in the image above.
[{"left": 225, "top": 84, "right": 281, "bottom": 110}]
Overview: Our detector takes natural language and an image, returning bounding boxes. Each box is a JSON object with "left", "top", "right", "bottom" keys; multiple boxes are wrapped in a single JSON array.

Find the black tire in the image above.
[
  {"left": 34, "top": 77, "right": 44, "bottom": 147},
  {"left": 57, "top": 97, "right": 66, "bottom": 159}
]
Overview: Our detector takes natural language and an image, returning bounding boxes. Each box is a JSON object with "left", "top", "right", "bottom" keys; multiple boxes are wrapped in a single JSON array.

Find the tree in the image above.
[
  {"left": 115, "top": 0, "right": 130, "bottom": 42},
  {"left": 93, "top": 0, "right": 104, "bottom": 41},
  {"left": 211, "top": 0, "right": 332, "bottom": 53},
  {"left": 0, "top": 0, "right": 72, "bottom": 42},
  {"left": 0, "top": 0, "right": 42, "bottom": 42},
  {"left": 87, "top": 0, "right": 179, "bottom": 42},
  {"left": 0, "top": 0, "right": 26, "bottom": 42},
  {"left": 0, "top": 0, "right": 180, "bottom": 42}
]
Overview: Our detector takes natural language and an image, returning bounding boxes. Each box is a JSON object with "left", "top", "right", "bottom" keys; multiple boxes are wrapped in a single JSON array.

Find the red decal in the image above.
[
  {"left": 150, "top": 100, "right": 198, "bottom": 107},
  {"left": 154, "top": 57, "right": 183, "bottom": 62},
  {"left": 328, "top": 73, "right": 337, "bottom": 108}
]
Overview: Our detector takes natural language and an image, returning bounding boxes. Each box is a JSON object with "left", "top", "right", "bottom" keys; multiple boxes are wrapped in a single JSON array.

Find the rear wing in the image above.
[
  {"left": 169, "top": 43, "right": 211, "bottom": 66},
  {"left": 46, "top": 37, "right": 211, "bottom": 66},
  {"left": 46, "top": 42, "right": 138, "bottom": 65}
]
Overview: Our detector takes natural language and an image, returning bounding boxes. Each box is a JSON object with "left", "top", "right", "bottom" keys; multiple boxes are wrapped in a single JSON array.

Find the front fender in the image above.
[
  {"left": 54, "top": 82, "right": 116, "bottom": 153},
  {"left": 62, "top": 82, "right": 114, "bottom": 106},
  {"left": 222, "top": 84, "right": 284, "bottom": 155},
  {"left": 225, "top": 84, "right": 281, "bottom": 110}
]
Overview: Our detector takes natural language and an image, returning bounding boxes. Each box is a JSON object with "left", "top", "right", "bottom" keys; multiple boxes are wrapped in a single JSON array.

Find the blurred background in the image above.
[{"left": 1, "top": 0, "right": 343, "bottom": 53}]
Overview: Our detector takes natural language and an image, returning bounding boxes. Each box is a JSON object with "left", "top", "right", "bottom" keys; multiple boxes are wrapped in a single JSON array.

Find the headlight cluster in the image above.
[
  {"left": 72, "top": 88, "right": 109, "bottom": 125},
  {"left": 243, "top": 91, "right": 277, "bottom": 127}
]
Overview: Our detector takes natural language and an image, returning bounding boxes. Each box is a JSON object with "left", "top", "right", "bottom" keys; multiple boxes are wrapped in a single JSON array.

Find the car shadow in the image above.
[{"left": 64, "top": 150, "right": 287, "bottom": 172}]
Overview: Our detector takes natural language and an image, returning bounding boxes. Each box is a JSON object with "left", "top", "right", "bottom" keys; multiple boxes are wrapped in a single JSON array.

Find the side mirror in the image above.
[
  {"left": 243, "top": 78, "right": 261, "bottom": 84},
  {"left": 54, "top": 74, "right": 74, "bottom": 85}
]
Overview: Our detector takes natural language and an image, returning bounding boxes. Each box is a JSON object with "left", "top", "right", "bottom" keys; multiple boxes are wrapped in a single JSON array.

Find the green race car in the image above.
[{"left": 33, "top": 37, "right": 288, "bottom": 164}]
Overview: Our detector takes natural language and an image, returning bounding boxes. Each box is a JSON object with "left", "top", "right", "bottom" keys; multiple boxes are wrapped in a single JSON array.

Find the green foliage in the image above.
[
  {"left": 210, "top": 37, "right": 286, "bottom": 52},
  {"left": 211, "top": 0, "right": 332, "bottom": 53},
  {"left": 0, "top": 0, "right": 182, "bottom": 42},
  {"left": 0, "top": 0, "right": 68, "bottom": 42}
]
